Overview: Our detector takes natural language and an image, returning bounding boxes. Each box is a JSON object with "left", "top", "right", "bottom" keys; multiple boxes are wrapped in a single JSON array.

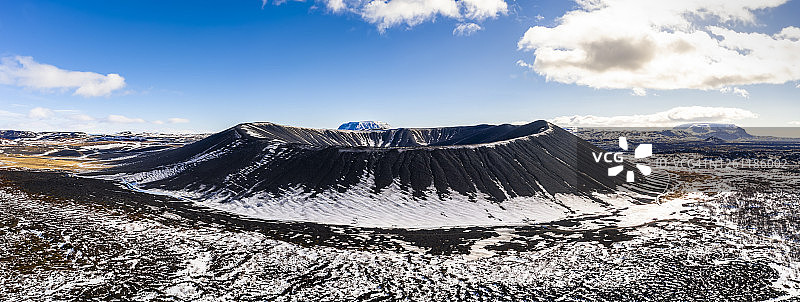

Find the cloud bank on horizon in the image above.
[
  {"left": 0, "top": 106, "right": 191, "bottom": 133},
  {"left": 550, "top": 106, "right": 759, "bottom": 127},
  {"left": 516, "top": 0, "right": 800, "bottom": 96}
]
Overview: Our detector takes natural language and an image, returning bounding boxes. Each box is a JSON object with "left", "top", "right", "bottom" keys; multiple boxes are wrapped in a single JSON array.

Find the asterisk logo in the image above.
[{"left": 608, "top": 137, "right": 653, "bottom": 182}]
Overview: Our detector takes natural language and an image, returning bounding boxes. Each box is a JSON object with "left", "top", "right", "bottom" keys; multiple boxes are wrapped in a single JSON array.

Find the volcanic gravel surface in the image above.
[{"left": 1, "top": 170, "right": 798, "bottom": 301}]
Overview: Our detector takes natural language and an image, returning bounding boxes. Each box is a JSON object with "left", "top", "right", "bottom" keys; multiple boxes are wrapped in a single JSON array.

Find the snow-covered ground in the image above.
[
  {"left": 1, "top": 171, "right": 798, "bottom": 301},
  {"left": 124, "top": 171, "right": 665, "bottom": 228}
]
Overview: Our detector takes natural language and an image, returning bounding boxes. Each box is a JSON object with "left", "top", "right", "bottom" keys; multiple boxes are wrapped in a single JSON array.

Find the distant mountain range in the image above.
[
  {"left": 673, "top": 123, "right": 753, "bottom": 140},
  {"left": 570, "top": 122, "right": 798, "bottom": 150},
  {"left": 0, "top": 130, "right": 38, "bottom": 140},
  {"left": 0, "top": 130, "right": 201, "bottom": 142}
]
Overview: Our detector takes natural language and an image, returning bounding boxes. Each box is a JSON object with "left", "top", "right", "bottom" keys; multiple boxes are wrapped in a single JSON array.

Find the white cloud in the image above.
[
  {"left": 460, "top": 0, "right": 507, "bottom": 20},
  {"left": 167, "top": 117, "right": 190, "bottom": 124},
  {"left": 313, "top": 0, "right": 508, "bottom": 32},
  {"left": 631, "top": 87, "right": 647, "bottom": 96},
  {"left": 775, "top": 26, "right": 800, "bottom": 40},
  {"left": 719, "top": 86, "right": 749, "bottom": 98},
  {"left": 362, "top": 0, "right": 461, "bottom": 31},
  {"left": 0, "top": 110, "right": 24, "bottom": 118},
  {"left": 550, "top": 106, "right": 758, "bottom": 127},
  {"left": 28, "top": 107, "right": 54, "bottom": 119},
  {"left": 265, "top": 0, "right": 311, "bottom": 8},
  {"left": 264, "top": 0, "right": 507, "bottom": 32},
  {"left": 106, "top": 114, "right": 146, "bottom": 124},
  {"left": 324, "top": 0, "right": 346, "bottom": 12},
  {"left": 789, "top": 121, "right": 800, "bottom": 126},
  {"left": 517, "top": 0, "right": 800, "bottom": 93},
  {"left": 453, "top": 22, "right": 482, "bottom": 36},
  {"left": 516, "top": 59, "right": 534, "bottom": 69},
  {"left": 733, "top": 87, "right": 749, "bottom": 98},
  {"left": 0, "top": 107, "right": 197, "bottom": 133},
  {"left": 0, "top": 56, "right": 126, "bottom": 97}
]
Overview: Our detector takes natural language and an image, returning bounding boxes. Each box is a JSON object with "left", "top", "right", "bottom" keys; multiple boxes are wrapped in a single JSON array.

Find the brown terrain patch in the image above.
[{"left": 0, "top": 154, "right": 106, "bottom": 172}]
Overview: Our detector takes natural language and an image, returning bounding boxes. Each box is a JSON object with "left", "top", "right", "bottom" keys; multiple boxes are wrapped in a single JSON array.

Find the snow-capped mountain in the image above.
[
  {"left": 103, "top": 121, "right": 670, "bottom": 227},
  {"left": 337, "top": 121, "right": 391, "bottom": 131},
  {"left": 673, "top": 123, "right": 753, "bottom": 140}
]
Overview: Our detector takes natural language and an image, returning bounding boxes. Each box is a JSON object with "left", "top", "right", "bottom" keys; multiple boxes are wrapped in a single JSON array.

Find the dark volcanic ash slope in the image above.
[{"left": 105, "top": 121, "right": 667, "bottom": 205}]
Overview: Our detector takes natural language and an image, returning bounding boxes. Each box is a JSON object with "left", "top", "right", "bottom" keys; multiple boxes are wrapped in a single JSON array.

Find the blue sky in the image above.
[{"left": 0, "top": 0, "right": 799, "bottom": 133}]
